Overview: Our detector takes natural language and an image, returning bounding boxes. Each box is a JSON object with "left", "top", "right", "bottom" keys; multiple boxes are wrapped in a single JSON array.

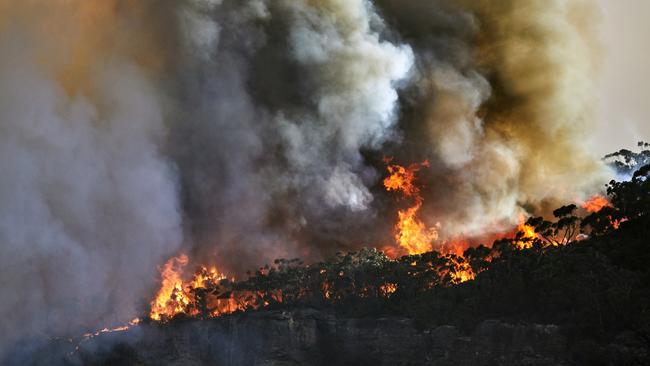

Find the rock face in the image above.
[{"left": 78, "top": 309, "right": 573, "bottom": 366}]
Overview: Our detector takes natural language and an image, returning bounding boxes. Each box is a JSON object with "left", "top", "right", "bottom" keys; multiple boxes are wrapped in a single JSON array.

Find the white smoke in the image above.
[{"left": 274, "top": 0, "right": 413, "bottom": 211}]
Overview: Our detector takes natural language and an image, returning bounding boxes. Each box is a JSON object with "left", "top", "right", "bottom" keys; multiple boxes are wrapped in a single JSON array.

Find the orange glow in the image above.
[
  {"left": 149, "top": 254, "right": 258, "bottom": 322},
  {"left": 74, "top": 317, "right": 141, "bottom": 354},
  {"left": 81, "top": 318, "right": 140, "bottom": 339},
  {"left": 149, "top": 254, "right": 192, "bottom": 321},
  {"left": 395, "top": 201, "right": 438, "bottom": 254},
  {"left": 384, "top": 159, "right": 437, "bottom": 255},
  {"left": 383, "top": 159, "right": 428, "bottom": 197},
  {"left": 581, "top": 195, "right": 612, "bottom": 213},
  {"left": 322, "top": 281, "right": 332, "bottom": 300},
  {"left": 580, "top": 195, "right": 624, "bottom": 230},
  {"left": 514, "top": 219, "right": 538, "bottom": 249},
  {"left": 380, "top": 283, "right": 398, "bottom": 297},
  {"left": 450, "top": 262, "right": 475, "bottom": 284},
  {"left": 441, "top": 240, "right": 469, "bottom": 257}
]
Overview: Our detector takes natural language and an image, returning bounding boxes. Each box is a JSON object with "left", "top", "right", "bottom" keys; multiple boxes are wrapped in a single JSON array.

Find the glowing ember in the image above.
[
  {"left": 380, "top": 283, "right": 398, "bottom": 297},
  {"left": 384, "top": 159, "right": 437, "bottom": 255},
  {"left": 581, "top": 195, "right": 612, "bottom": 213}
]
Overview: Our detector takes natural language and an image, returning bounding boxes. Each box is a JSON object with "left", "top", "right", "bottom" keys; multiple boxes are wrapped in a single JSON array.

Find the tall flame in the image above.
[
  {"left": 394, "top": 201, "right": 438, "bottom": 254},
  {"left": 150, "top": 254, "right": 191, "bottom": 321},
  {"left": 384, "top": 159, "right": 438, "bottom": 255}
]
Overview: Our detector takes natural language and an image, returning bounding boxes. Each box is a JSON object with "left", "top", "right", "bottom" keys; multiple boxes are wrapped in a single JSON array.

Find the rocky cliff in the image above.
[
  {"left": 75, "top": 309, "right": 576, "bottom": 366},
  {"left": 6, "top": 308, "right": 647, "bottom": 365}
]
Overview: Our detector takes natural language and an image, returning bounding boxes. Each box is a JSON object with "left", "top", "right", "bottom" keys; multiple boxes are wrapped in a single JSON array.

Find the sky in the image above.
[{"left": 595, "top": 0, "right": 650, "bottom": 155}]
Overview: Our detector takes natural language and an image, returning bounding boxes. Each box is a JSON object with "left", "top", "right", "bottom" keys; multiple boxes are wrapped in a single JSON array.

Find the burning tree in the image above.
[{"left": 383, "top": 159, "right": 438, "bottom": 255}]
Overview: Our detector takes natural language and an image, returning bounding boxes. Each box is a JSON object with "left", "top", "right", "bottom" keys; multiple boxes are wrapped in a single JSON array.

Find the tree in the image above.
[
  {"left": 603, "top": 141, "right": 650, "bottom": 177},
  {"left": 525, "top": 204, "right": 580, "bottom": 246}
]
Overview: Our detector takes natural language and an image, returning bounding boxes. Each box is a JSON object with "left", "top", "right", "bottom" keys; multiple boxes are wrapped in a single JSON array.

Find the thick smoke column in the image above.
[
  {"left": 170, "top": 0, "right": 413, "bottom": 270},
  {"left": 0, "top": 0, "right": 611, "bottom": 354},
  {"left": 0, "top": 0, "right": 183, "bottom": 355},
  {"left": 375, "top": 0, "right": 610, "bottom": 237}
]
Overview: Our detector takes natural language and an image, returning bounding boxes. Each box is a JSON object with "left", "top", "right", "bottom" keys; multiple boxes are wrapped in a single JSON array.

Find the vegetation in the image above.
[{"left": 161, "top": 144, "right": 650, "bottom": 359}]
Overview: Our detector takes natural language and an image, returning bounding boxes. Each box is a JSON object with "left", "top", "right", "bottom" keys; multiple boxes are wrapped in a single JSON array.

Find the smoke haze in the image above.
[
  {"left": 594, "top": 0, "right": 650, "bottom": 154},
  {"left": 0, "top": 0, "right": 636, "bottom": 354}
]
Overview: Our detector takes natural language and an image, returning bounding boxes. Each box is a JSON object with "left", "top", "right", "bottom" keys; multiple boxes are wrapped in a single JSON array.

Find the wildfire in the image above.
[
  {"left": 383, "top": 160, "right": 425, "bottom": 197},
  {"left": 440, "top": 239, "right": 470, "bottom": 257},
  {"left": 379, "top": 283, "right": 398, "bottom": 297},
  {"left": 147, "top": 163, "right": 574, "bottom": 323},
  {"left": 150, "top": 254, "right": 192, "bottom": 321},
  {"left": 449, "top": 260, "right": 475, "bottom": 284},
  {"left": 394, "top": 202, "right": 438, "bottom": 254},
  {"left": 71, "top": 317, "right": 141, "bottom": 355},
  {"left": 581, "top": 195, "right": 612, "bottom": 213},
  {"left": 515, "top": 220, "right": 538, "bottom": 249},
  {"left": 384, "top": 159, "right": 437, "bottom": 255},
  {"left": 82, "top": 318, "right": 140, "bottom": 339},
  {"left": 149, "top": 255, "right": 254, "bottom": 322}
]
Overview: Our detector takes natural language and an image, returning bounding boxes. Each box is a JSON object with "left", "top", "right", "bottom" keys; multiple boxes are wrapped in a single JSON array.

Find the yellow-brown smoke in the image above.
[{"left": 375, "top": 0, "right": 610, "bottom": 237}]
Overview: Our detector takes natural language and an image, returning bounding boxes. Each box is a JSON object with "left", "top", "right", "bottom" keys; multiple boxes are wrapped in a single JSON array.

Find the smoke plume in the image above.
[{"left": 0, "top": 0, "right": 612, "bottom": 354}]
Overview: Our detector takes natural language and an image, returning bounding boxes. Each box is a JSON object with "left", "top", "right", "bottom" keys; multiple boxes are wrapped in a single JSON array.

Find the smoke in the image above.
[
  {"left": 0, "top": 0, "right": 183, "bottom": 356},
  {"left": 374, "top": 0, "right": 610, "bottom": 237},
  {"left": 0, "top": 0, "right": 613, "bottom": 354},
  {"left": 595, "top": 0, "right": 650, "bottom": 154},
  {"left": 169, "top": 0, "right": 413, "bottom": 268}
]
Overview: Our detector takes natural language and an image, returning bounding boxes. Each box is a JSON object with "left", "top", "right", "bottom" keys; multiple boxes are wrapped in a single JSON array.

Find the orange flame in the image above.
[
  {"left": 515, "top": 221, "right": 538, "bottom": 249},
  {"left": 581, "top": 195, "right": 612, "bottom": 213},
  {"left": 81, "top": 318, "right": 140, "bottom": 339},
  {"left": 150, "top": 254, "right": 192, "bottom": 321},
  {"left": 383, "top": 159, "right": 428, "bottom": 197},
  {"left": 394, "top": 201, "right": 438, "bottom": 254},
  {"left": 150, "top": 255, "right": 267, "bottom": 322},
  {"left": 379, "top": 283, "right": 398, "bottom": 297},
  {"left": 450, "top": 261, "right": 475, "bottom": 284},
  {"left": 384, "top": 159, "right": 437, "bottom": 255}
]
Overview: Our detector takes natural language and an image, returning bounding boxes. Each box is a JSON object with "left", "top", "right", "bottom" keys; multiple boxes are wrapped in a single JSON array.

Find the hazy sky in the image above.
[{"left": 595, "top": 0, "right": 650, "bottom": 155}]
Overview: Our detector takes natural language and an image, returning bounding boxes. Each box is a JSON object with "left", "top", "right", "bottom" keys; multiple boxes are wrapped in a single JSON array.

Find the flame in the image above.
[
  {"left": 394, "top": 201, "right": 438, "bottom": 254},
  {"left": 383, "top": 159, "right": 427, "bottom": 197},
  {"left": 72, "top": 317, "right": 141, "bottom": 355},
  {"left": 515, "top": 221, "right": 538, "bottom": 249},
  {"left": 450, "top": 261, "right": 475, "bottom": 284},
  {"left": 384, "top": 159, "right": 437, "bottom": 255},
  {"left": 149, "top": 254, "right": 268, "bottom": 322},
  {"left": 379, "top": 283, "right": 398, "bottom": 297},
  {"left": 441, "top": 239, "right": 470, "bottom": 257},
  {"left": 149, "top": 254, "right": 192, "bottom": 321},
  {"left": 81, "top": 318, "right": 140, "bottom": 339},
  {"left": 581, "top": 195, "right": 624, "bottom": 230},
  {"left": 581, "top": 195, "right": 612, "bottom": 213}
]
